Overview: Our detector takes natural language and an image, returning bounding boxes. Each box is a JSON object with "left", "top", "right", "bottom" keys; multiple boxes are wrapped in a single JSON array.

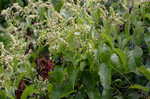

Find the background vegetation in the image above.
[{"left": 0, "top": 0, "right": 150, "bottom": 99}]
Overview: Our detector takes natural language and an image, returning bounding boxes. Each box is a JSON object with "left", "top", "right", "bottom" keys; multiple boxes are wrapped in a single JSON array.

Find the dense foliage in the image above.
[{"left": 0, "top": 0, "right": 150, "bottom": 99}]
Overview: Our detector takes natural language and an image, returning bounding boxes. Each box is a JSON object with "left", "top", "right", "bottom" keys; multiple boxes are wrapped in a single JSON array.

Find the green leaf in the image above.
[
  {"left": 138, "top": 66, "right": 150, "bottom": 81},
  {"left": 48, "top": 83, "right": 53, "bottom": 94},
  {"left": 101, "top": 33, "right": 114, "bottom": 48},
  {"left": 114, "top": 48, "right": 128, "bottom": 72},
  {"left": 98, "top": 44, "right": 112, "bottom": 63},
  {"left": 69, "top": 69, "right": 78, "bottom": 89},
  {"left": 16, "top": 0, "right": 28, "bottom": 6},
  {"left": 98, "top": 63, "right": 111, "bottom": 99},
  {"left": 86, "top": 90, "right": 101, "bottom": 99},
  {"left": 21, "top": 85, "right": 37, "bottom": 99},
  {"left": 0, "top": 33, "right": 12, "bottom": 47},
  {"left": 60, "top": 90, "right": 75, "bottom": 98},
  {"left": 128, "top": 56, "right": 136, "bottom": 72},
  {"left": 132, "top": 46, "right": 143, "bottom": 57},
  {"left": 144, "top": 33, "right": 150, "bottom": 51},
  {"left": 130, "top": 84, "right": 150, "bottom": 92},
  {"left": 51, "top": 0, "right": 64, "bottom": 12},
  {"left": 0, "top": 91, "right": 7, "bottom": 99},
  {"left": 81, "top": 71, "right": 101, "bottom": 99},
  {"left": 50, "top": 67, "right": 65, "bottom": 83}
]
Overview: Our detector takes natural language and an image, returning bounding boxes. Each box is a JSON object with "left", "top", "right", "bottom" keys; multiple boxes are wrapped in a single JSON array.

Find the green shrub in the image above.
[{"left": 0, "top": 0, "right": 150, "bottom": 99}]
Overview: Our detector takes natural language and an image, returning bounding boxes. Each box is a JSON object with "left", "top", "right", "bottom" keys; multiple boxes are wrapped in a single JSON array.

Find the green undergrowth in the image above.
[{"left": 0, "top": 0, "right": 150, "bottom": 99}]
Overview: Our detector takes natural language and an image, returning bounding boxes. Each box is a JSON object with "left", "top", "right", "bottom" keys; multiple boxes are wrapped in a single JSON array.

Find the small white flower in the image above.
[{"left": 74, "top": 32, "right": 80, "bottom": 35}]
